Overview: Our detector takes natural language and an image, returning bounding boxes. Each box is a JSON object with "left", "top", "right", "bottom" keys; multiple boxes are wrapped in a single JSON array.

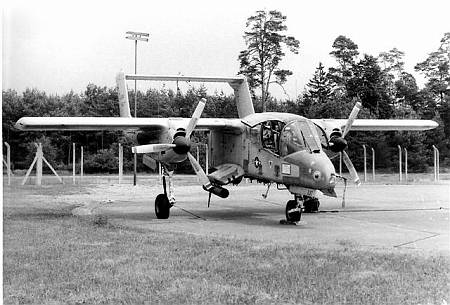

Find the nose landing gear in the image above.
[{"left": 281, "top": 195, "right": 303, "bottom": 225}]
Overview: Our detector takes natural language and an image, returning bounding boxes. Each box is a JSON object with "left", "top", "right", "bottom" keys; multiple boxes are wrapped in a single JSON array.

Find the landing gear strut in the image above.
[
  {"left": 283, "top": 195, "right": 303, "bottom": 224},
  {"left": 155, "top": 167, "right": 175, "bottom": 219}
]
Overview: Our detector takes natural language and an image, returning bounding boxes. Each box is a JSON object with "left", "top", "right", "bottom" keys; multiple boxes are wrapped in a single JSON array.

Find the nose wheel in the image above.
[{"left": 281, "top": 195, "right": 303, "bottom": 224}]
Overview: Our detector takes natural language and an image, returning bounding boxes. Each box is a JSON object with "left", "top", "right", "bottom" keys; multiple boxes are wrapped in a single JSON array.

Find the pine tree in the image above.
[{"left": 305, "top": 62, "right": 332, "bottom": 104}]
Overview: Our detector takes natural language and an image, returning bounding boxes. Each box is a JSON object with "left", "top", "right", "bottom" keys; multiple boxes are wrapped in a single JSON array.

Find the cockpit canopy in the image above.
[{"left": 258, "top": 118, "right": 322, "bottom": 156}]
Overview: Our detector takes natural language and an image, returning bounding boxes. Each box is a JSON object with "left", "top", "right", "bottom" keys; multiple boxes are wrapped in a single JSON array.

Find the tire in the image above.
[
  {"left": 285, "top": 200, "right": 301, "bottom": 223},
  {"left": 155, "top": 194, "right": 171, "bottom": 219},
  {"left": 304, "top": 197, "right": 320, "bottom": 213}
]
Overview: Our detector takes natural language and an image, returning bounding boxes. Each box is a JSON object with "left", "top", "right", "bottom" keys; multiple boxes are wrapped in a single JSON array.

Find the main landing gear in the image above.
[
  {"left": 303, "top": 196, "right": 320, "bottom": 213},
  {"left": 281, "top": 195, "right": 321, "bottom": 224},
  {"left": 155, "top": 168, "right": 175, "bottom": 219}
]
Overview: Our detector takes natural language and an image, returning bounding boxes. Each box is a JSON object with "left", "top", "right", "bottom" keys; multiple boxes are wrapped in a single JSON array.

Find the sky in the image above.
[{"left": 2, "top": 0, "right": 450, "bottom": 99}]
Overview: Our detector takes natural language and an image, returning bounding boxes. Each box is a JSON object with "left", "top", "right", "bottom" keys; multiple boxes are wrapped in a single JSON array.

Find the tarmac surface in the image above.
[{"left": 71, "top": 177, "right": 450, "bottom": 256}]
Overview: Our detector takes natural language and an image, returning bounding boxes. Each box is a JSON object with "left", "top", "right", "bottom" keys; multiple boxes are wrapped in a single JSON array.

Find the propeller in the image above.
[
  {"left": 132, "top": 98, "right": 206, "bottom": 155},
  {"left": 185, "top": 99, "right": 206, "bottom": 138},
  {"left": 342, "top": 150, "right": 360, "bottom": 186},
  {"left": 132, "top": 98, "right": 214, "bottom": 187},
  {"left": 331, "top": 99, "right": 362, "bottom": 186},
  {"left": 343, "top": 101, "right": 362, "bottom": 137},
  {"left": 187, "top": 152, "right": 210, "bottom": 185}
]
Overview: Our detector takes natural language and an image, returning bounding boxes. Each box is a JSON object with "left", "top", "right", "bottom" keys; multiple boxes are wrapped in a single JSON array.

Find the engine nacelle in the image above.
[
  {"left": 328, "top": 135, "right": 348, "bottom": 153},
  {"left": 313, "top": 120, "right": 347, "bottom": 152}
]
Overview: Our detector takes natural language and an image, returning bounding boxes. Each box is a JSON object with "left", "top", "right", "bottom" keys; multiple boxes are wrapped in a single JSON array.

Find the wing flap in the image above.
[{"left": 15, "top": 117, "right": 169, "bottom": 131}]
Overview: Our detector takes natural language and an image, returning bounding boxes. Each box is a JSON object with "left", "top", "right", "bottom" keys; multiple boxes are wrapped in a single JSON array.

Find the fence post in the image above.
[
  {"left": 398, "top": 145, "right": 402, "bottom": 182},
  {"left": 72, "top": 143, "right": 76, "bottom": 185},
  {"left": 371, "top": 147, "right": 375, "bottom": 181},
  {"left": 362, "top": 144, "right": 367, "bottom": 182},
  {"left": 404, "top": 147, "right": 408, "bottom": 183},
  {"left": 205, "top": 143, "right": 209, "bottom": 175},
  {"left": 118, "top": 143, "right": 123, "bottom": 184},
  {"left": 36, "top": 143, "right": 43, "bottom": 186},
  {"left": 133, "top": 152, "right": 137, "bottom": 186},
  {"left": 21, "top": 143, "right": 63, "bottom": 185},
  {"left": 437, "top": 147, "right": 440, "bottom": 182},
  {"left": 432, "top": 145, "right": 440, "bottom": 182},
  {"left": 80, "top": 146, "right": 84, "bottom": 183},
  {"left": 4, "top": 142, "right": 11, "bottom": 185}
]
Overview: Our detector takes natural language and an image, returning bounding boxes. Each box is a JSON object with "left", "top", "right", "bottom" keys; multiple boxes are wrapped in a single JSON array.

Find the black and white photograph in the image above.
[{"left": 2, "top": 0, "right": 449, "bottom": 304}]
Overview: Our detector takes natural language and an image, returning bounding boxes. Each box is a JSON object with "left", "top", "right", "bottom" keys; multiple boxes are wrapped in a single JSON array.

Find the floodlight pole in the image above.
[
  {"left": 133, "top": 39, "right": 137, "bottom": 186},
  {"left": 134, "top": 39, "right": 138, "bottom": 117},
  {"left": 126, "top": 31, "right": 149, "bottom": 186}
]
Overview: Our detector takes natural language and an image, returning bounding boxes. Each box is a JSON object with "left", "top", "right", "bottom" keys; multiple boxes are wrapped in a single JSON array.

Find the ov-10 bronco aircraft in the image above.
[{"left": 16, "top": 72, "right": 438, "bottom": 223}]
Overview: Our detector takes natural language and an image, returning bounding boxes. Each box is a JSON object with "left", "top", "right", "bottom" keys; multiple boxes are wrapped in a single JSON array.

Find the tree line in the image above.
[{"left": 2, "top": 11, "right": 449, "bottom": 174}]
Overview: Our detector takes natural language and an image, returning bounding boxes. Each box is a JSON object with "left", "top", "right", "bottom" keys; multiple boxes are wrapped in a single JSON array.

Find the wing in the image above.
[
  {"left": 15, "top": 116, "right": 244, "bottom": 132},
  {"left": 312, "top": 119, "right": 438, "bottom": 132}
]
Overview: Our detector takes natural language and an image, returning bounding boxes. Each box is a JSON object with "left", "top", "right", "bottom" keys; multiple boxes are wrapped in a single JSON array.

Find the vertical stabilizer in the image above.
[
  {"left": 116, "top": 71, "right": 132, "bottom": 118},
  {"left": 229, "top": 78, "right": 255, "bottom": 118}
]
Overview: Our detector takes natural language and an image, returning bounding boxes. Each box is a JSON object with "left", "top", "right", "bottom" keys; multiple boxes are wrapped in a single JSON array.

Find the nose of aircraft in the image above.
[{"left": 284, "top": 150, "right": 337, "bottom": 191}]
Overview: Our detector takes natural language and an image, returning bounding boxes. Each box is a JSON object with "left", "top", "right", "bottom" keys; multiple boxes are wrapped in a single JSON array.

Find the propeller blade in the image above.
[
  {"left": 342, "top": 100, "right": 362, "bottom": 138},
  {"left": 185, "top": 98, "right": 206, "bottom": 138},
  {"left": 187, "top": 152, "right": 210, "bottom": 185},
  {"left": 132, "top": 143, "right": 176, "bottom": 154},
  {"left": 342, "top": 150, "right": 361, "bottom": 186}
]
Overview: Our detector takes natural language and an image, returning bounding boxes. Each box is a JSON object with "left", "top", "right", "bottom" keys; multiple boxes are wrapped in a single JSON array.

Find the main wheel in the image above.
[
  {"left": 285, "top": 200, "right": 301, "bottom": 223},
  {"left": 303, "top": 197, "right": 320, "bottom": 213},
  {"left": 155, "top": 193, "right": 171, "bottom": 219}
]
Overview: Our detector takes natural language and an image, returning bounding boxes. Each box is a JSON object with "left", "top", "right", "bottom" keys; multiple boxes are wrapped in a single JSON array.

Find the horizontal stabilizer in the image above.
[{"left": 125, "top": 73, "right": 254, "bottom": 118}]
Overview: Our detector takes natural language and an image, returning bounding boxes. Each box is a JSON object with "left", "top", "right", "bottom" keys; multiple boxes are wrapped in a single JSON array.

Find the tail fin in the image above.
[
  {"left": 229, "top": 78, "right": 254, "bottom": 118},
  {"left": 116, "top": 71, "right": 132, "bottom": 118}
]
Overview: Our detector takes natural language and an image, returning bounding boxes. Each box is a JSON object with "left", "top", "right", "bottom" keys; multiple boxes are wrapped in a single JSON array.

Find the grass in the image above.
[{"left": 3, "top": 184, "right": 450, "bottom": 305}]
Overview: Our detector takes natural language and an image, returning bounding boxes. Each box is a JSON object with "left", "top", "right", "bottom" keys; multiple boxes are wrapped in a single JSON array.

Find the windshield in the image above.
[{"left": 280, "top": 120, "right": 322, "bottom": 155}]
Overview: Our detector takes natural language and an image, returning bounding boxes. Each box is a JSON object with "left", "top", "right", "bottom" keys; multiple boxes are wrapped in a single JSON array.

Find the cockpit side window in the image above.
[
  {"left": 313, "top": 123, "right": 330, "bottom": 150},
  {"left": 261, "top": 120, "right": 285, "bottom": 155}
]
